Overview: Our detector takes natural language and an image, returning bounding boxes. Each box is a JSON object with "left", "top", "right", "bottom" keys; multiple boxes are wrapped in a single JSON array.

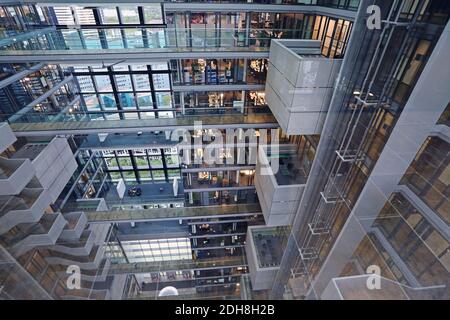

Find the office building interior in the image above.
[{"left": 0, "top": 0, "right": 448, "bottom": 300}]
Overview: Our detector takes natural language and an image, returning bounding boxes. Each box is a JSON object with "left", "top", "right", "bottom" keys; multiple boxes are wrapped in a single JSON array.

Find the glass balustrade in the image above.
[
  {"left": 0, "top": 105, "right": 274, "bottom": 125},
  {"left": 0, "top": 27, "right": 310, "bottom": 52}
]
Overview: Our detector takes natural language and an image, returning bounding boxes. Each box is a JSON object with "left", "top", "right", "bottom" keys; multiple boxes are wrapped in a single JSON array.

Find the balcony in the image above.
[
  {"left": 7, "top": 213, "right": 67, "bottom": 256},
  {"left": 50, "top": 258, "right": 111, "bottom": 285},
  {"left": 55, "top": 273, "right": 115, "bottom": 300},
  {"left": 255, "top": 145, "right": 307, "bottom": 226},
  {"left": 0, "top": 122, "right": 17, "bottom": 153},
  {"left": 50, "top": 230, "right": 95, "bottom": 257},
  {"left": 62, "top": 259, "right": 111, "bottom": 283},
  {"left": 245, "top": 226, "right": 288, "bottom": 290},
  {"left": 0, "top": 187, "right": 52, "bottom": 234},
  {"left": 59, "top": 211, "right": 88, "bottom": 241},
  {"left": 265, "top": 39, "right": 342, "bottom": 135},
  {"left": 45, "top": 245, "right": 105, "bottom": 270},
  {"left": 88, "top": 223, "right": 111, "bottom": 247},
  {"left": 81, "top": 259, "right": 111, "bottom": 283},
  {"left": 0, "top": 157, "right": 35, "bottom": 196},
  {"left": 14, "top": 138, "right": 78, "bottom": 202}
]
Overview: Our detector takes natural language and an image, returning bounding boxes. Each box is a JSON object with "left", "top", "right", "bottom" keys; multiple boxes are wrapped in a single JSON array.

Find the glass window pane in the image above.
[
  {"left": 82, "top": 29, "right": 102, "bottom": 49},
  {"left": 139, "top": 170, "right": 152, "bottom": 181},
  {"left": 105, "top": 29, "right": 123, "bottom": 48},
  {"left": 124, "top": 29, "right": 143, "bottom": 48},
  {"left": 144, "top": 5, "right": 163, "bottom": 24},
  {"left": 104, "top": 113, "right": 121, "bottom": 120},
  {"left": 122, "top": 171, "right": 137, "bottom": 182},
  {"left": 54, "top": 7, "right": 75, "bottom": 25},
  {"left": 118, "top": 157, "right": 133, "bottom": 169},
  {"left": 109, "top": 171, "right": 122, "bottom": 181},
  {"left": 133, "top": 74, "right": 151, "bottom": 91},
  {"left": 136, "top": 93, "right": 153, "bottom": 108},
  {"left": 135, "top": 156, "right": 148, "bottom": 168},
  {"left": 113, "top": 65, "right": 129, "bottom": 72},
  {"left": 152, "top": 73, "right": 170, "bottom": 90},
  {"left": 77, "top": 75, "right": 95, "bottom": 93},
  {"left": 83, "top": 94, "right": 100, "bottom": 110},
  {"left": 120, "top": 8, "right": 140, "bottom": 24},
  {"left": 140, "top": 111, "right": 156, "bottom": 119},
  {"left": 118, "top": 92, "right": 136, "bottom": 108},
  {"left": 94, "top": 75, "right": 112, "bottom": 92},
  {"left": 115, "top": 74, "right": 133, "bottom": 91},
  {"left": 90, "top": 65, "right": 108, "bottom": 72},
  {"left": 149, "top": 156, "right": 163, "bottom": 167},
  {"left": 75, "top": 8, "right": 96, "bottom": 24},
  {"left": 131, "top": 64, "right": 147, "bottom": 71},
  {"left": 100, "top": 7, "right": 119, "bottom": 24},
  {"left": 168, "top": 169, "right": 180, "bottom": 178},
  {"left": 151, "top": 62, "right": 168, "bottom": 71},
  {"left": 105, "top": 157, "right": 119, "bottom": 169},
  {"left": 166, "top": 155, "right": 179, "bottom": 167},
  {"left": 155, "top": 92, "right": 172, "bottom": 108},
  {"left": 61, "top": 29, "right": 82, "bottom": 49},
  {"left": 99, "top": 94, "right": 116, "bottom": 109},
  {"left": 152, "top": 170, "right": 165, "bottom": 181},
  {"left": 73, "top": 66, "right": 89, "bottom": 72}
]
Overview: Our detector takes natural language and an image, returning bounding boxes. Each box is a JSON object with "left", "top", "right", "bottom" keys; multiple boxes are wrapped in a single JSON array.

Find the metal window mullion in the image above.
[
  {"left": 148, "top": 64, "right": 159, "bottom": 118},
  {"left": 144, "top": 148, "right": 152, "bottom": 170},
  {"left": 341, "top": 21, "right": 353, "bottom": 56},
  {"left": 332, "top": 19, "right": 345, "bottom": 57},
  {"left": 138, "top": 7, "right": 149, "bottom": 48},
  {"left": 166, "top": 62, "right": 175, "bottom": 117},
  {"left": 127, "top": 65, "right": 141, "bottom": 119},
  {"left": 129, "top": 149, "right": 140, "bottom": 184},
  {"left": 146, "top": 149, "right": 155, "bottom": 183},
  {"left": 161, "top": 148, "right": 169, "bottom": 182},
  {"left": 107, "top": 67, "right": 124, "bottom": 120},
  {"left": 113, "top": 150, "right": 125, "bottom": 181}
]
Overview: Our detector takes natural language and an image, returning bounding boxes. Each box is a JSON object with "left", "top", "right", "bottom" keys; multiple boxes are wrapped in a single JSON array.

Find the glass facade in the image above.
[
  {"left": 72, "top": 62, "right": 173, "bottom": 118},
  {"left": 0, "top": 0, "right": 449, "bottom": 302},
  {"left": 341, "top": 192, "right": 449, "bottom": 289},
  {"left": 0, "top": 4, "right": 355, "bottom": 54},
  {"left": 270, "top": 0, "right": 450, "bottom": 300},
  {"left": 401, "top": 136, "right": 449, "bottom": 224}
]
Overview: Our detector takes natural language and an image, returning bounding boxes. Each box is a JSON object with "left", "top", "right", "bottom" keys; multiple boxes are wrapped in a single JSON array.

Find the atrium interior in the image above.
[{"left": 0, "top": 0, "right": 449, "bottom": 300}]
